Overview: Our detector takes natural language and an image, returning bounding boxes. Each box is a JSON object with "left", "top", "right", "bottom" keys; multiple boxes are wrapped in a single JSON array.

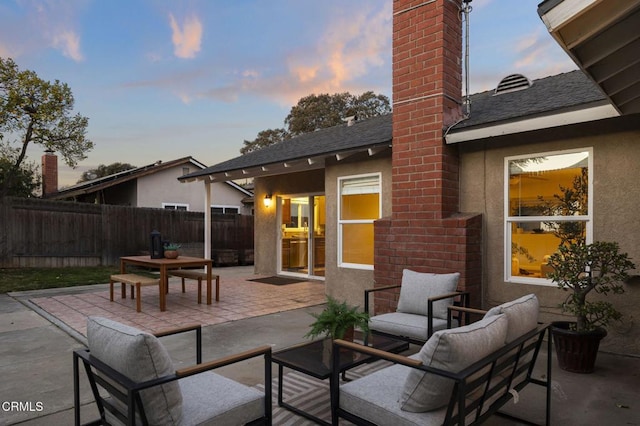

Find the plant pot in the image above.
[
  {"left": 551, "top": 321, "right": 607, "bottom": 374},
  {"left": 164, "top": 250, "right": 179, "bottom": 259}
]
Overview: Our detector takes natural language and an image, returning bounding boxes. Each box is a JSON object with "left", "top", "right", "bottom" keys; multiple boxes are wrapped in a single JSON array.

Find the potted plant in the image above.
[
  {"left": 305, "top": 296, "right": 370, "bottom": 341},
  {"left": 547, "top": 241, "right": 635, "bottom": 373},
  {"left": 163, "top": 243, "right": 181, "bottom": 259}
]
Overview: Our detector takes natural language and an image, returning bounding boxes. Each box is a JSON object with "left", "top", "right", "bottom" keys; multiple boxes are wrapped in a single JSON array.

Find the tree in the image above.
[
  {"left": 0, "top": 157, "right": 40, "bottom": 197},
  {"left": 240, "top": 91, "right": 390, "bottom": 154},
  {"left": 77, "top": 162, "right": 136, "bottom": 183},
  {"left": 240, "top": 128, "right": 289, "bottom": 155},
  {"left": 0, "top": 57, "right": 93, "bottom": 196}
]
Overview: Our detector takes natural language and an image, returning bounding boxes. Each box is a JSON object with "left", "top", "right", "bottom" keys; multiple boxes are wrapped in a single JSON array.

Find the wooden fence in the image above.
[{"left": 0, "top": 197, "right": 254, "bottom": 268}]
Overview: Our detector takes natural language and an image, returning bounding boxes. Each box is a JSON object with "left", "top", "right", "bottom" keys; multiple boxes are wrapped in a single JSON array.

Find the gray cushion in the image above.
[
  {"left": 370, "top": 312, "right": 455, "bottom": 342},
  {"left": 180, "top": 371, "right": 265, "bottom": 425},
  {"left": 399, "top": 313, "right": 508, "bottom": 412},
  {"left": 87, "top": 316, "right": 183, "bottom": 425},
  {"left": 341, "top": 361, "right": 446, "bottom": 426},
  {"left": 397, "top": 270, "right": 459, "bottom": 319},
  {"left": 484, "top": 294, "right": 539, "bottom": 343}
]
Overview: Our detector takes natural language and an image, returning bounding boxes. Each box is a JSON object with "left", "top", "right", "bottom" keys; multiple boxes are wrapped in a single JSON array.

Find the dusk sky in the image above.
[{"left": 0, "top": 0, "right": 577, "bottom": 187}]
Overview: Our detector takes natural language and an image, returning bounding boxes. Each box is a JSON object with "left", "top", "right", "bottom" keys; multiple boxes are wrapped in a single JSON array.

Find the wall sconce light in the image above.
[{"left": 263, "top": 194, "right": 272, "bottom": 208}]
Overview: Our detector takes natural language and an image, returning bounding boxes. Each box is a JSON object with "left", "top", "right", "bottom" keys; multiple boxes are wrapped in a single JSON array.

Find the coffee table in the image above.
[{"left": 272, "top": 332, "right": 409, "bottom": 425}]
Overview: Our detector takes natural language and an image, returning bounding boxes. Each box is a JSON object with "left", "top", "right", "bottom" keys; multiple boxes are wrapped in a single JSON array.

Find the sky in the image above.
[{"left": 0, "top": 0, "right": 577, "bottom": 188}]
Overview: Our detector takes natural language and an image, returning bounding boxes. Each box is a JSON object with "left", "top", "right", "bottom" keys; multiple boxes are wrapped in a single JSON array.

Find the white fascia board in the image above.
[
  {"left": 445, "top": 104, "right": 619, "bottom": 144},
  {"left": 540, "top": 0, "right": 599, "bottom": 31}
]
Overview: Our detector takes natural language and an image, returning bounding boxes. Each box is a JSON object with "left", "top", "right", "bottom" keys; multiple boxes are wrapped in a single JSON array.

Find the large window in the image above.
[
  {"left": 338, "top": 174, "right": 381, "bottom": 269},
  {"left": 505, "top": 149, "right": 592, "bottom": 284}
]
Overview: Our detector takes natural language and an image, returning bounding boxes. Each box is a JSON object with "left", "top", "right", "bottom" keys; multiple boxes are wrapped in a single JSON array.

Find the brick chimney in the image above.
[
  {"left": 41, "top": 150, "right": 58, "bottom": 196},
  {"left": 374, "top": 0, "right": 482, "bottom": 310}
]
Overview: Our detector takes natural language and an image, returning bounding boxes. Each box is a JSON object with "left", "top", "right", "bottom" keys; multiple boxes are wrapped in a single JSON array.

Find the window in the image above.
[
  {"left": 211, "top": 206, "right": 240, "bottom": 215},
  {"left": 163, "top": 203, "right": 188, "bottom": 211},
  {"left": 505, "top": 149, "right": 592, "bottom": 284},
  {"left": 338, "top": 174, "right": 381, "bottom": 269}
]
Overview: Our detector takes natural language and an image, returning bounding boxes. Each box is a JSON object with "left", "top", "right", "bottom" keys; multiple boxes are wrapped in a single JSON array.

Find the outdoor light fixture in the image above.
[{"left": 263, "top": 194, "right": 272, "bottom": 208}]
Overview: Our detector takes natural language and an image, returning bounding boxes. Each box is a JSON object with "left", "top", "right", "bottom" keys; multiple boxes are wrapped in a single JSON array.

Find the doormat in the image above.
[{"left": 248, "top": 276, "right": 307, "bottom": 285}]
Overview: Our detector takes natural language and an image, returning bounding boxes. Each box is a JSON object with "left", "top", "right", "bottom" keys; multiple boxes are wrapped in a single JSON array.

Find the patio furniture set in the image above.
[
  {"left": 109, "top": 255, "right": 220, "bottom": 313},
  {"left": 73, "top": 270, "right": 551, "bottom": 425}
]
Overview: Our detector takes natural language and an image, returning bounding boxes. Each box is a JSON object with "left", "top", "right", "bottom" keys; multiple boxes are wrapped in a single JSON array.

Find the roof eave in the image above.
[
  {"left": 179, "top": 141, "right": 392, "bottom": 183},
  {"left": 445, "top": 102, "right": 618, "bottom": 144},
  {"left": 538, "top": 0, "right": 640, "bottom": 115}
]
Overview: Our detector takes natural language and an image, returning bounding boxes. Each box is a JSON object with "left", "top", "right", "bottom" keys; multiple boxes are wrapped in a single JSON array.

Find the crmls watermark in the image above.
[{"left": 1, "top": 401, "right": 44, "bottom": 412}]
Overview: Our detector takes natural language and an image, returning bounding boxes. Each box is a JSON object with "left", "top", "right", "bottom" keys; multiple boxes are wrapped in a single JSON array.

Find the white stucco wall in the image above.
[{"left": 137, "top": 164, "right": 250, "bottom": 213}]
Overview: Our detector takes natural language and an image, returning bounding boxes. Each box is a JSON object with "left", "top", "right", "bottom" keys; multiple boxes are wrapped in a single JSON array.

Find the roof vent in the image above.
[{"left": 494, "top": 74, "right": 532, "bottom": 95}]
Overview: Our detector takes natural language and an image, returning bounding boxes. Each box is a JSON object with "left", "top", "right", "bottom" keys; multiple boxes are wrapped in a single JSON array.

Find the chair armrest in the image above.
[
  {"left": 154, "top": 324, "right": 202, "bottom": 365},
  {"left": 176, "top": 345, "right": 272, "bottom": 377},
  {"left": 427, "top": 291, "right": 465, "bottom": 302},
  {"left": 446, "top": 305, "right": 487, "bottom": 328},
  {"left": 333, "top": 339, "right": 422, "bottom": 368},
  {"left": 153, "top": 323, "right": 201, "bottom": 338},
  {"left": 364, "top": 285, "right": 401, "bottom": 314},
  {"left": 427, "top": 291, "right": 469, "bottom": 337}
]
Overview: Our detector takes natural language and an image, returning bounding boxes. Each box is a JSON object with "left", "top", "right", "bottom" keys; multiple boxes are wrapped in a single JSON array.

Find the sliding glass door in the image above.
[{"left": 279, "top": 195, "right": 325, "bottom": 278}]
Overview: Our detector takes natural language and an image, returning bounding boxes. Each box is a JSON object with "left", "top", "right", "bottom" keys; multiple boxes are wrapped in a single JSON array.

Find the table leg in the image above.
[
  {"left": 206, "top": 265, "right": 212, "bottom": 305},
  {"left": 275, "top": 363, "right": 330, "bottom": 425},
  {"left": 160, "top": 266, "right": 167, "bottom": 311}
]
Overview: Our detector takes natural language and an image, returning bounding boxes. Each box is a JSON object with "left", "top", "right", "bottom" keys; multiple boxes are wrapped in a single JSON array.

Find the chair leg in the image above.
[
  {"left": 197, "top": 278, "right": 202, "bottom": 304},
  {"left": 110, "top": 279, "right": 114, "bottom": 301},
  {"left": 130, "top": 284, "right": 134, "bottom": 299},
  {"left": 215, "top": 276, "right": 219, "bottom": 302},
  {"left": 181, "top": 278, "right": 186, "bottom": 293},
  {"left": 136, "top": 283, "right": 142, "bottom": 313}
]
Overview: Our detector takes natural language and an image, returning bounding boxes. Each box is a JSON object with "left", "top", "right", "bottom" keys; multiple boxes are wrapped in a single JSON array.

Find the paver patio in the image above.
[{"left": 25, "top": 267, "right": 326, "bottom": 337}]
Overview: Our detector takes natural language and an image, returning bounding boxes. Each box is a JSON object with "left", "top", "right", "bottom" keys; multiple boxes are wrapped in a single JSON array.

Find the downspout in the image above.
[{"left": 444, "top": 0, "right": 472, "bottom": 138}]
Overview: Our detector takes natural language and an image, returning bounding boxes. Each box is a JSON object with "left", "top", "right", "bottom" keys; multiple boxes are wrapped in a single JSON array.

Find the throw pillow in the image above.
[
  {"left": 484, "top": 293, "right": 539, "bottom": 343},
  {"left": 399, "top": 313, "right": 508, "bottom": 412},
  {"left": 87, "top": 316, "right": 183, "bottom": 425}
]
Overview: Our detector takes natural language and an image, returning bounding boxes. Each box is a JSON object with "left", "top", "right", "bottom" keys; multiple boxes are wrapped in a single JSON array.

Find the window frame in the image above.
[
  {"left": 503, "top": 148, "right": 593, "bottom": 286},
  {"left": 211, "top": 205, "right": 240, "bottom": 215},
  {"left": 162, "top": 203, "right": 189, "bottom": 211},
  {"left": 337, "top": 172, "right": 382, "bottom": 270}
]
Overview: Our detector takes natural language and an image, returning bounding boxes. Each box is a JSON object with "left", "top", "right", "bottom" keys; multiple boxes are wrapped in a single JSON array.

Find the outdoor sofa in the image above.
[{"left": 331, "top": 294, "right": 551, "bottom": 425}]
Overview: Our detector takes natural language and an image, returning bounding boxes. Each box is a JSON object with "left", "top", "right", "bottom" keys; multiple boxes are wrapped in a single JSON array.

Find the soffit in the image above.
[{"left": 538, "top": 0, "right": 640, "bottom": 115}]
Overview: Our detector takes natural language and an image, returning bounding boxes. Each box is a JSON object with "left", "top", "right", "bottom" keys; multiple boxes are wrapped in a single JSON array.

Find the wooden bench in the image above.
[
  {"left": 109, "top": 274, "right": 160, "bottom": 313},
  {"left": 168, "top": 269, "right": 219, "bottom": 304}
]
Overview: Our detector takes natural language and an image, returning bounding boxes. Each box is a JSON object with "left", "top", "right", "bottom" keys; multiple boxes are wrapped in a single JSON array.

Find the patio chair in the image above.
[
  {"left": 73, "top": 317, "right": 272, "bottom": 425},
  {"left": 365, "top": 270, "right": 469, "bottom": 345}
]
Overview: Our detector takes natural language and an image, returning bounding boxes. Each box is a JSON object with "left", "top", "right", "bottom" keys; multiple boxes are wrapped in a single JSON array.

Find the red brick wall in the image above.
[
  {"left": 373, "top": 0, "right": 482, "bottom": 311},
  {"left": 41, "top": 151, "right": 58, "bottom": 195}
]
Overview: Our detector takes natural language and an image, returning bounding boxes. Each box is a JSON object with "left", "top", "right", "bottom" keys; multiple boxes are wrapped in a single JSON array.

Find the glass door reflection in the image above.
[{"left": 280, "top": 195, "right": 325, "bottom": 277}]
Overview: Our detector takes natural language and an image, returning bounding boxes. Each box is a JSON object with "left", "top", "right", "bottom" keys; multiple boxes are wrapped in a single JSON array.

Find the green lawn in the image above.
[{"left": 0, "top": 266, "right": 122, "bottom": 293}]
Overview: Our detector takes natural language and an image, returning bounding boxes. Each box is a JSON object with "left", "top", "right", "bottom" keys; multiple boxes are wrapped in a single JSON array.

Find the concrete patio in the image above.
[{"left": 0, "top": 266, "right": 638, "bottom": 425}]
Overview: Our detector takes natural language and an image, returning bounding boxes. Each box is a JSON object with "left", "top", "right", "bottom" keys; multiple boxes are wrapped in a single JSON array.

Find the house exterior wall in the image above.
[
  {"left": 138, "top": 166, "right": 204, "bottom": 210},
  {"left": 458, "top": 116, "right": 640, "bottom": 355},
  {"left": 137, "top": 165, "right": 249, "bottom": 213},
  {"left": 324, "top": 155, "right": 393, "bottom": 307}
]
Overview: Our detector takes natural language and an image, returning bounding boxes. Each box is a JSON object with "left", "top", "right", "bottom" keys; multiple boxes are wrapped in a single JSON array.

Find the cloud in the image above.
[
  {"left": 16, "top": 0, "right": 87, "bottom": 62},
  {"left": 123, "top": 3, "right": 392, "bottom": 107},
  {"left": 220, "top": 2, "right": 393, "bottom": 105},
  {"left": 512, "top": 29, "right": 576, "bottom": 79},
  {"left": 169, "top": 13, "right": 203, "bottom": 59},
  {"left": 52, "top": 30, "right": 83, "bottom": 61}
]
